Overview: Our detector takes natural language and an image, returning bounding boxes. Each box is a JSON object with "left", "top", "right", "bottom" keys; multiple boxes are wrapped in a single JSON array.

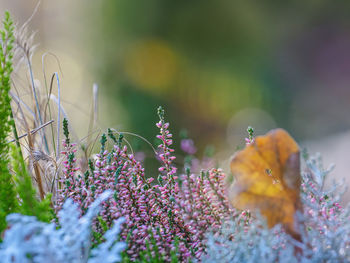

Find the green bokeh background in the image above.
[{"left": 86, "top": 1, "right": 350, "bottom": 155}]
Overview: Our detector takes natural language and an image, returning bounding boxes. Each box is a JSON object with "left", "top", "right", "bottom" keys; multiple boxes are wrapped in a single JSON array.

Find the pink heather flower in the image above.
[
  {"left": 190, "top": 157, "right": 215, "bottom": 173},
  {"left": 56, "top": 108, "right": 239, "bottom": 262},
  {"left": 245, "top": 126, "right": 254, "bottom": 145},
  {"left": 134, "top": 151, "right": 146, "bottom": 162},
  {"left": 177, "top": 168, "right": 237, "bottom": 258},
  {"left": 181, "top": 139, "right": 197, "bottom": 155},
  {"left": 245, "top": 137, "right": 254, "bottom": 145}
]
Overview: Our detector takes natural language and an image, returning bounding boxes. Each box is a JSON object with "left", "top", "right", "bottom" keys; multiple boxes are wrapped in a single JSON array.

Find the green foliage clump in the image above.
[
  {"left": 0, "top": 12, "right": 53, "bottom": 238},
  {"left": 0, "top": 11, "right": 17, "bottom": 235},
  {"left": 10, "top": 144, "right": 53, "bottom": 222}
]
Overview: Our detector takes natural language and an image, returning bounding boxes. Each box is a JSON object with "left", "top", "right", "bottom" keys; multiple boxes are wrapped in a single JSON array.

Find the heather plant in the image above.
[
  {"left": 178, "top": 168, "right": 236, "bottom": 258},
  {"left": 57, "top": 111, "right": 190, "bottom": 261},
  {"left": 296, "top": 153, "right": 350, "bottom": 262},
  {"left": 0, "top": 190, "right": 125, "bottom": 263},
  {"left": 56, "top": 107, "right": 236, "bottom": 262}
]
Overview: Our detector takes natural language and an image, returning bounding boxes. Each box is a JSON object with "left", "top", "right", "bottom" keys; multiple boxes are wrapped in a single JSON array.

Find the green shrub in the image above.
[
  {"left": 0, "top": 11, "right": 53, "bottom": 238},
  {"left": 0, "top": 11, "right": 17, "bottom": 236}
]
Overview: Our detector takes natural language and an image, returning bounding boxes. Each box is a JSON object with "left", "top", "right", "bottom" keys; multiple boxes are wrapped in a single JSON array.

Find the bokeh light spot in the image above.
[{"left": 124, "top": 40, "right": 178, "bottom": 91}]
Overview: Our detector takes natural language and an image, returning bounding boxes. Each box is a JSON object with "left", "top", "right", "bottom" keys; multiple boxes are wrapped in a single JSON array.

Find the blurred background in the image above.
[{"left": 1, "top": 1, "right": 350, "bottom": 199}]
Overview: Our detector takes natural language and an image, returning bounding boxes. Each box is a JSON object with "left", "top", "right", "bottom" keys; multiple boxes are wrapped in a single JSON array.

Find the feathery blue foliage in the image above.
[{"left": 0, "top": 191, "right": 126, "bottom": 263}]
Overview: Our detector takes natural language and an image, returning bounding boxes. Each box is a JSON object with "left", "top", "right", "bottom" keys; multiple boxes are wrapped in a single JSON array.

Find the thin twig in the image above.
[
  {"left": 42, "top": 51, "right": 63, "bottom": 89},
  {"left": 7, "top": 120, "right": 54, "bottom": 143},
  {"left": 12, "top": 89, "right": 46, "bottom": 200},
  {"left": 21, "top": 1, "right": 41, "bottom": 31},
  {"left": 27, "top": 56, "right": 50, "bottom": 152},
  {"left": 87, "top": 84, "right": 98, "bottom": 153},
  {"left": 110, "top": 129, "right": 157, "bottom": 154},
  {"left": 55, "top": 72, "right": 61, "bottom": 161},
  {"left": 44, "top": 73, "right": 56, "bottom": 155}
]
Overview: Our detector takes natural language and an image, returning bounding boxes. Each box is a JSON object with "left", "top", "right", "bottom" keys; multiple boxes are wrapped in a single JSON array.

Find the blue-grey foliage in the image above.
[
  {"left": 0, "top": 191, "right": 125, "bottom": 263},
  {"left": 203, "top": 217, "right": 292, "bottom": 263}
]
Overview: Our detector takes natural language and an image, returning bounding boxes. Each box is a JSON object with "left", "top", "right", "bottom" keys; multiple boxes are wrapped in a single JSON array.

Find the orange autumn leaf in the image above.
[{"left": 228, "top": 128, "right": 302, "bottom": 238}]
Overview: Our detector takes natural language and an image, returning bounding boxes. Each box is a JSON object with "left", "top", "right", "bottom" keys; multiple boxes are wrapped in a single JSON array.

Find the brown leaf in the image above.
[{"left": 228, "top": 128, "right": 301, "bottom": 238}]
